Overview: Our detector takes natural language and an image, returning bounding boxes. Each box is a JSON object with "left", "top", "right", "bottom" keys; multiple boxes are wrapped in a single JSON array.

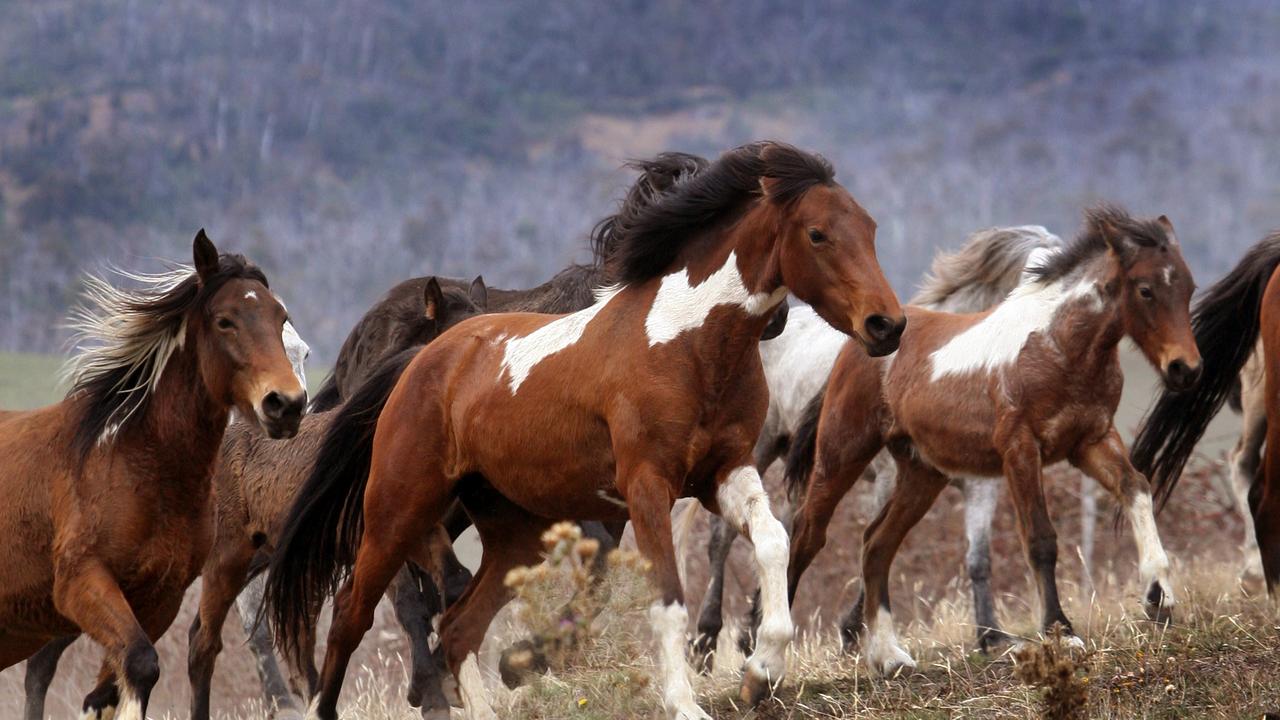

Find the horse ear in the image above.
[
  {"left": 423, "top": 277, "right": 444, "bottom": 321},
  {"left": 1099, "top": 220, "right": 1135, "bottom": 262},
  {"left": 193, "top": 229, "right": 219, "bottom": 282},
  {"left": 1156, "top": 214, "right": 1179, "bottom": 245},
  {"left": 758, "top": 176, "right": 782, "bottom": 202},
  {"left": 469, "top": 275, "right": 488, "bottom": 309}
]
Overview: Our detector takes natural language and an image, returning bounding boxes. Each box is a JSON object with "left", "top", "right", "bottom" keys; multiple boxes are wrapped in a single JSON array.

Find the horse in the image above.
[
  {"left": 0, "top": 231, "right": 306, "bottom": 720},
  {"left": 183, "top": 277, "right": 486, "bottom": 720},
  {"left": 1131, "top": 232, "right": 1280, "bottom": 594},
  {"left": 19, "top": 317, "right": 312, "bottom": 720},
  {"left": 782, "top": 207, "right": 1198, "bottom": 675},
  {"left": 691, "top": 225, "right": 1073, "bottom": 671},
  {"left": 1224, "top": 349, "right": 1268, "bottom": 579},
  {"left": 263, "top": 141, "right": 905, "bottom": 720}
]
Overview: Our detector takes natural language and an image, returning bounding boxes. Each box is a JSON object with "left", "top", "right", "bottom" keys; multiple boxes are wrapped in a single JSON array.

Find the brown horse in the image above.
[
  {"left": 784, "top": 207, "right": 1199, "bottom": 674},
  {"left": 1132, "top": 232, "right": 1280, "bottom": 594},
  {"left": 0, "top": 232, "right": 306, "bottom": 720},
  {"left": 264, "top": 142, "right": 905, "bottom": 720}
]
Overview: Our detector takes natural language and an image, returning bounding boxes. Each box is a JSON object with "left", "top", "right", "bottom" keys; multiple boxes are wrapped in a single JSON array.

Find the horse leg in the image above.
[
  {"left": 1002, "top": 433, "right": 1075, "bottom": 639},
  {"left": 961, "top": 476, "right": 1008, "bottom": 652},
  {"left": 690, "top": 515, "right": 738, "bottom": 673},
  {"left": 79, "top": 663, "right": 120, "bottom": 720},
  {"left": 390, "top": 529, "right": 454, "bottom": 716},
  {"left": 692, "top": 445, "right": 773, "bottom": 673},
  {"left": 1078, "top": 475, "right": 1097, "bottom": 586},
  {"left": 1255, "top": 414, "right": 1280, "bottom": 596},
  {"left": 1072, "top": 429, "right": 1175, "bottom": 623},
  {"left": 836, "top": 451, "right": 895, "bottom": 648},
  {"left": 1232, "top": 389, "right": 1267, "bottom": 579},
  {"left": 190, "top": 541, "right": 269, "bottom": 720},
  {"left": 235, "top": 574, "right": 306, "bottom": 719},
  {"left": 622, "top": 464, "right": 707, "bottom": 720},
  {"left": 23, "top": 634, "right": 76, "bottom": 720},
  {"left": 714, "top": 464, "right": 794, "bottom": 706},
  {"left": 310, "top": 463, "right": 456, "bottom": 720},
  {"left": 52, "top": 561, "right": 156, "bottom": 720},
  {"left": 857, "top": 452, "right": 949, "bottom": 675}
]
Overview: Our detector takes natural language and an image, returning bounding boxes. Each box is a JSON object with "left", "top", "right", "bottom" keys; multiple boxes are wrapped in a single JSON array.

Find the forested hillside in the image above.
[{"left": 3, "top": 0, "right": 1279, "bottom": 360}]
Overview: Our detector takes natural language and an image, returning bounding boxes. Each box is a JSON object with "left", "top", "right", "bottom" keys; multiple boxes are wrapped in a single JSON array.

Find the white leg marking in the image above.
[
  {"left": 1127, "top": 492, "right": 1174, "bottom": 606},
  {"left": 864, "top": 609, "right": 915, "bottom": 676},
  {"left": 718, "top": 466, "right": 793, "bottom": 688},
  {"left": 113, "top": 687, "right": 141, "bottom": 720},
  {"left": 458, "top": 652, "right": 497, "bottom": 720},
  {"left": 1229, "top": 452, "right": 1264, "bottom": 578},
  {"left": 648, "top": 601, "right": 709, "bottom": 720},
  {"left": 963, "top": 477, "right": 1000, "bottom": 570}
]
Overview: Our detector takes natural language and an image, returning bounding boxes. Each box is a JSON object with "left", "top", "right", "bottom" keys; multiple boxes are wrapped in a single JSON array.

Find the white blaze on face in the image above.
[
  {"left": 499, "top": 288, "right": 620, "bottom": 394},
  {"left": 648, "top": 601, "right": 710, "bottom": 720},
  {"left": 928, "top": 275, "right": 1101, "bottom": 381},
  {"left": 645, "top": 251, "right": 787, "bottom": 346},
  {"left": 717, "top": 466, "right": 793, "bottom": 688},
  {"left": 244, "top": 290, "right": 258, "bottom": 301}
]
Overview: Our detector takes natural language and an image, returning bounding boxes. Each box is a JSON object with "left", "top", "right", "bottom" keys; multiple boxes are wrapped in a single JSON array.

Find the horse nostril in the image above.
[
  {"left": 1167, "top": 359, "right": 1199, "bottom": 389},
  {"left": 865, "top": 314, "right": 895, "bottom": 342},
  {"left": 261, "top": 391, "right": 287, "bottom": 420}
]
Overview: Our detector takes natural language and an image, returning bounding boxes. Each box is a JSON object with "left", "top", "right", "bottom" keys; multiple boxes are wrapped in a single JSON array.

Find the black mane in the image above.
[
  {"left": 1030, "top": 204, "right": 1172, "bottom": 284},
  {"left": 68, "top": 253, "right": 266, "bottom": 467},
  {"left": 591, "top": 142, "right": 835, "bottom": 285}
]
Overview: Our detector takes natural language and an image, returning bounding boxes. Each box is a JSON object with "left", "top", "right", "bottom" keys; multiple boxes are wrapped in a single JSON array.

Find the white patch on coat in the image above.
[
  {"left": 645, "top": 251, "right": 787, "bottom": 346},
  {"left": 758, "top": 305, "right": 848, "bottom": 443},
  {"left": 718, "top": 466, "right": 794, "bottom": 686},
  {"left": 282, "top": 320, "right": 309, "bottom": 388},
  {"left": 648, "top": 601, "right": 710, "bottom": 720},
  {"left": 499, "top": 288, "right": 620, "bottom": 393},
  {"left": 864, "top": 609, "right": 916, "bottom": 676},
  {"left": 929, "top": 275, "right": 1101, "bottom": 381},
  {"left": 1127, "top": 492, "right": 1174, "bottom": 606}
]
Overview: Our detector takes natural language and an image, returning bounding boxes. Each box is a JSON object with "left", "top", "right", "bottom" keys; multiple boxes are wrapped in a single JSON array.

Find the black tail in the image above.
[
  {"left": 783, "top": 385, "right": 828, "bottom": 506},
  {"left": 262, "top": 345, "right": 422, "bottom": 662},
  {"left": 1131, "top": 233, "right": 1280, "bottom": 510},
  {"left": 308, "top": 373, "right": 342, "bottom": 412}
]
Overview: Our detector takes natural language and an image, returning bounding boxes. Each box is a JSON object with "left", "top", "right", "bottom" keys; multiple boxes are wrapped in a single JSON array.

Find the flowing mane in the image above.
[
  {"left": 911, "top": 225, "right": 1062, "bottom": 310},
  {"left": 64, "top": 254, "right": 267, "bottom": 463},
  {"left": 1029, "top": 205, "right": 1173, "bottom": 285},
  {"left": 591, "top": 142, "right": 835, "bottom": 285}
]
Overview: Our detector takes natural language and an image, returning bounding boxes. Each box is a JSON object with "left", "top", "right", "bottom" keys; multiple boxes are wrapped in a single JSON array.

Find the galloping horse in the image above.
[
  {"left": 264, "top": 142, "right": 905, "bottom": 719},
  {"left": 784, "top": 207, "right": 1199, "bottom": 674},
  {"left": 0, "top": 232, "right": 306, "bottom": 720},
  {"left": 1132, "top": 232, "right": 1280, "bottom": 593},
  {"left": 692, "top": 225, "right": 1066, "bottom": 670},
  {"left": 20, "top": 318, "right": 312, "bottom": 720}
]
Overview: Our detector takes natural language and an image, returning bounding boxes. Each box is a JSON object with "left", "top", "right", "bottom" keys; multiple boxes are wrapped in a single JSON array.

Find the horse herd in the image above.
[{"left": 0, "top": 141, "right": 1276, "bottom": 720}]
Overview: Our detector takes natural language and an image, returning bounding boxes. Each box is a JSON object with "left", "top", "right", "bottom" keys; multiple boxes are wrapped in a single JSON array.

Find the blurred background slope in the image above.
[{"left": 1, "top": 0, "right": 1279, "bottom": 363}]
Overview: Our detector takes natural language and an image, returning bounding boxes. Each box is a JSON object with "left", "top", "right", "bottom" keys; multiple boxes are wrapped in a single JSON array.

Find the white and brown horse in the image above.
[
  {"left": 784, "top": 207, "right": 1199, "bottom": 674},
  {"left": 0, "top": 232, "right": 306, "bottom": 720},
  {"left": 263, "top": 142, "right": 905, "bottom": 719}
]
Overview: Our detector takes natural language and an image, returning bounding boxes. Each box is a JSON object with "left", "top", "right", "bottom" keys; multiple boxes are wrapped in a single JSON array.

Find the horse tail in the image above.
[
  {"left": 911, "top": 225, "right": 1063, "bottom": 312},
  {"left": 783, "top": 385, "right": 828, "bottom": 506},
  {"left": 1132, "top": 232, "right": 1280, "bottom": 510},
  {"left": 263, "top": 344, "right": 421, "bottom": 661},
  {"left": 307, "top": 373, "right": 342, "bottom": 412}
]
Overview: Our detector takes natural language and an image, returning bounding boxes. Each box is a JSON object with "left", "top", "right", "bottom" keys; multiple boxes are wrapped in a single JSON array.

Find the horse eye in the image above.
[
  {"left": 807, "top": 228, "right": 827, "bottom": 244},
  {"left": 216, "top": 317, "right": 236, "bottom": 330},
  {"left": 1138, "top": 286, "right": 1155, "bottom": 300}
]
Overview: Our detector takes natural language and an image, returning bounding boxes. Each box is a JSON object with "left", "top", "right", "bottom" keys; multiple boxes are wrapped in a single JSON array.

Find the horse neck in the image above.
[
  {"left": 132, "top": 341, "right": 230, "bottom": 485},
  {"left": 1043, "top": 262, "right": 1126, "bottom": 374}
]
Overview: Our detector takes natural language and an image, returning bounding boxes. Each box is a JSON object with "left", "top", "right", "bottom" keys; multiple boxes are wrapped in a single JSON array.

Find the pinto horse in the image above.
[
  {"left": 264, "top": 142, "right": 905, "bottom": 720},
  {"left": 783, "top": 207, "right": 1199, "bottom": 674},
  {"left": 1132, "top": 232, "right": 1280, "bottom": 593},
  {"left": 0, "top": 232, "right": 306, "bottom": 720}
]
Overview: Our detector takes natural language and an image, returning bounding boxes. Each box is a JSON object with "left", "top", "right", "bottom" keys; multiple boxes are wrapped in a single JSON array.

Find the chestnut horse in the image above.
[
  {"left": 784, "top": 207, "right": 1199, "bottom": 674},
  {"left": 1131, "top": 232, "right": 1280, "bottom": 594},
  {"left": 264, "top": 142, "right": 905, "bottom": 720},
  {"left": 0, "top": 232, "right": 306, "bottom": 720},
  {"left": 20, "top": 318, "right": 312, "bottom": 720},
  {"left": 693, "top": 225, "right": 1067, "bottom": 671}
]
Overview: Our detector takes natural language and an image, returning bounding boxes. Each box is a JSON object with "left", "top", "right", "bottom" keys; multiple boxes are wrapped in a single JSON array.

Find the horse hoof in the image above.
[
  {"left": 498, "top": 639, "right": 548, "bottom": 689},
  {"left": 1145, "top": 601, "right": 1174, "bottom": 626},
  {"left": 689, "top": 633, "right": 717, "bottom": 675},
  {"left": 739, "top": 668, "right": 774, "bottom": 706},
  {"left": 977, "top": 628, "right": 1013, "bottom": 654}
]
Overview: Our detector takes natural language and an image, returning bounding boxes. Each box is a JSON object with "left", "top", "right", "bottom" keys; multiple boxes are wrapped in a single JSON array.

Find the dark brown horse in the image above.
[
  {"left": 1132, "top": 232, "right": 1280, "bottom": 594},
  {"left": 783, "top": 207, "right": 1199, "bottom": 674},
  {"left": 264, "top": 142, "right": 905, "bottom": 719},
  {"left": 0, "top": 232, "right": 306, "bottom": 720}
]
